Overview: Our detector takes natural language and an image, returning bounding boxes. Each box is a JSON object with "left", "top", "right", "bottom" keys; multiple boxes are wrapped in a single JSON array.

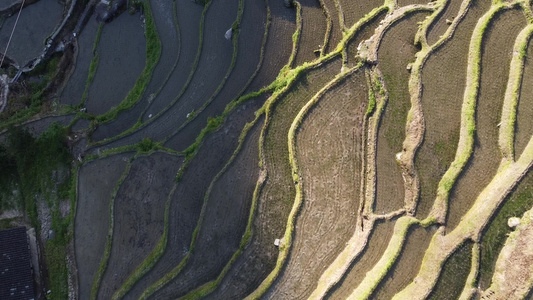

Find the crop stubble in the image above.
[{"left": 294, "top": 0, "right": 328, "bottom": 66}]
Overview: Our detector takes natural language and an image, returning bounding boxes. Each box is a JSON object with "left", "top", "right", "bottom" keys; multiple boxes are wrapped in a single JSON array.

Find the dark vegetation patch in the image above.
[
  {"left": 266, "top": 70, "right": 367, "bottom": 299},
  {"left": 75, "top": 153, "right": 131, "bottom": 300},
  {"left": 446, "top": 8, "right": 525, "bottom": 232},
  {"left": 479, "top": 169, "right": 533, "bottom": 289},
  {"left": 414, "top": 0, "right": 488, "bottom": 219},
  {"left": 428, "top": 241, "right": 473, "bottom": 299}
]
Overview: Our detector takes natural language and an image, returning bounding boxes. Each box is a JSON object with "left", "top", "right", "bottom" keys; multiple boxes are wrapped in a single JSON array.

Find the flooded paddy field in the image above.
[{"left": 0, "top": 0, "right": 63, "bottom": 66}]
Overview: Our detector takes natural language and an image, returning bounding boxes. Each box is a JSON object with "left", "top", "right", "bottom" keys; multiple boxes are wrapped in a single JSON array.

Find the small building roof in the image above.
[{"left": 0, "top": 227, "right": 35, "bottom": 300}]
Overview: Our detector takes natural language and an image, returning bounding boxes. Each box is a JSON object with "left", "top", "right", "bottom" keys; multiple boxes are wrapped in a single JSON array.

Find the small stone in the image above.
[
  {"left": 274, "top": 239, "right": 280, "bottom": 247},
  {"left": 508, "top": 217, "right": 521, "bottom": 228}
]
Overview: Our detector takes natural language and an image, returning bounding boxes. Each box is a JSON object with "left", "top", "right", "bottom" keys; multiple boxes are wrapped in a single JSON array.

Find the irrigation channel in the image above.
[{"left": 1, "top": 0, "right": 533, "bottom": 299}]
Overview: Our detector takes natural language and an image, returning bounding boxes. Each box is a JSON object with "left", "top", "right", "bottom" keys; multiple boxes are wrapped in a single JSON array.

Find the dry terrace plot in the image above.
[
  {"left": 398, "top": 0, "right": 429, "bottom": 7},
  {"left": 345, "top": 9, "right": 388, "bottom": 68},
  {"left": 320, "top": 0, "right": 343, "bottom": 54},
  {"left": 91, "top": 0, "right": 203, "bottom": 142},
  {"left": 374, "top": 11, "right": 428, "bottom": 214},
  {"left": 151, "top": 121, "right": 262, "bottom": 299},
  {"left": 74, "top": 153, "right": 132, "bottom": 300},
  {"left": 372, "top": 225, "right": 437, "bottom": 299},
  {"left": 294, "top": 0, "right": 328, "bottom": 66},
  {"left": 264, "top": 69, "right": 367, "bottom": 300},
  {"left": 339, "top": 0, "right": 383, "bottom": 30},
  {"left": 327, "top": 220, "right": 396, "bottom": 299},
  {"left": 414, "top": 0, "right": 488, "bottom": 219},
  {"left": 85, "top": 12, "right": 146, "bottom": 115},
  {"left": 515, "top": 34, "right": 533, "bottom": 157},
  {"left": 427, "top": 0, "right": 464, "bottom": 45},
  {"left": 123, "top": 94, "right": 265, "bottom": 299},
  {"left": 207, "top": 58, "right": 342, "bottom": 299},
  {"left": 97, "top": 152, "right": 183, "bottom": 299},
  {"left": 446, "top": 8, "right": 526, "bottom": 232}
]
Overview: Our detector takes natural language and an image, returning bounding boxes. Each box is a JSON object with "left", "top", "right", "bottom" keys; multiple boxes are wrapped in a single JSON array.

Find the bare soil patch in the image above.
[
  {"left": 0, "top": 0, "right": 62, "bottom": 66},
  {"left": 320, "top": 0, "right": 343, "bottom": 54},
  {"left": 294, "top": 0, "right": 327, "bottom": 66},
  {"left": 74, "top": 153, "right": 132, "bottom": 300},
  {"left": 91, "top": 0, "right": 203, "bottom": 142},
  {"left": 398, "top": 0, "right": 430, "bottom": 7},
  {"left": 164, "top": 0, "right": 268, "bottom": 151},
  {"left": 98, "top": 152, "right": 182, "bottom": 299},
  {"left": 345, "top": 9, "right": 388, "bottom": 68},
  {"left": 85, "top": 12, "right": 146, "bottom": 115},
  {"left": 339, "top": 0, "right": 383, "bottom": 30},
  {"left": 446, "top": 8, "right": 525, "bottom": 232},
  {"left": 427, "top": 0, "right": 464, "bottom": 45},
  {"left": 265, "top": 70, "right": 367, "bottom": 299}
]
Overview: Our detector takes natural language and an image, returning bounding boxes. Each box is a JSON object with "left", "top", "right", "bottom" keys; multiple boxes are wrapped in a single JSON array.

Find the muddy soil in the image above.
[
  {"left": 85, "top": 11, "right": 146, "bottom": 115},
  {"left": 74, "top": 153, "right": 132, "bottom": 300}
]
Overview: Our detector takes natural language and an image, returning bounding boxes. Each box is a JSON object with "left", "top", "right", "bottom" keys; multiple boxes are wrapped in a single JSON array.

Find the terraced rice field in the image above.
[{"left": 3, "top": 0, "right": 533, "bottom": 299}]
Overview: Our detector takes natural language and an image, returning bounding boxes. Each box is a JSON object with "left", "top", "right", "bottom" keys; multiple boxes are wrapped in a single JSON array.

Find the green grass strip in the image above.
[
  {"left": 347, "top": 217, "right": 419, "bottom": 300},
  {"left": 89, "top": 158, "right": 133, "bottom": 300},
  {"left": 427, "top": 3, "right": 506, "bottom": 224},
  {"left": 288, "top": 1, "right": 302, "bottom": 68},
  {"left": 94, "top": 1, "right": 161, "bottom": 124},
  {"left": 498, "top": 23, "right": 533, "bottom": 164}
]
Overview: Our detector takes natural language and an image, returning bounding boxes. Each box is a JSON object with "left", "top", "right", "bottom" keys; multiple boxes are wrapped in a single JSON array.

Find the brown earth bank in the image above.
[
  {"left": 97, "top": 152, "right": 183, "bottom": 299},
  {"left": 345, "top": 9, "right": 388, "bottom": 68},
  {"left": 74, "top": 153, "right": 132, "bottom": 300},
  {"left": 265, "top": 70, "right": 367, "bottom": 299},
  {"left": 446, "top": 7, "right": 526, "bottom": 232}
]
